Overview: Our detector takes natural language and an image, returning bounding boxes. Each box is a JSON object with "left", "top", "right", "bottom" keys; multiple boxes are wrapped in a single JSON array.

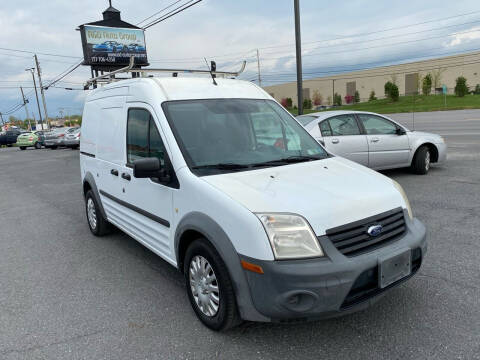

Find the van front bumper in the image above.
[{"left": 240, "top": 216, "right": 426, "bottom": 322}]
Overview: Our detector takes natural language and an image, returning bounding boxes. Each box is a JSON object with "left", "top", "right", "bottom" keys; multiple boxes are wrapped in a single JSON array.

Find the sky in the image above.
[{"left": 1, "top": 0, "right": 480, "bottom": 120}]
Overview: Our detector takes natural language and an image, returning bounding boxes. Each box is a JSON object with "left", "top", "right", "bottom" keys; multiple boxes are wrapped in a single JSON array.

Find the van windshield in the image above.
[{"left": 162, "top": 99, "right": 328, "bottom": 175}]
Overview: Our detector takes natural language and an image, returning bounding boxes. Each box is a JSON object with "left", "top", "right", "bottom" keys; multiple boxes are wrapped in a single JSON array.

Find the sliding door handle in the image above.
[
  {"left": 121, "top": 173, "right": 131, "bottom": 181},
  {"left": 110, "top": 169, "right": 119, "bottom": 176}
]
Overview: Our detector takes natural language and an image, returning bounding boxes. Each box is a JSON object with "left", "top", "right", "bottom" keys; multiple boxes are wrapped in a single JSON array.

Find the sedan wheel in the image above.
[{"left": 411, "top": 145, "right": 431, "bottom": 175}]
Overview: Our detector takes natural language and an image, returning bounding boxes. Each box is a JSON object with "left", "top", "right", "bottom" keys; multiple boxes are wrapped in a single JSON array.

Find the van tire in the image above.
[
  {"left": 34, "top": 142, "right": 41, "bottom": 149},
  {"left": 85, "top": 190, "right": 111, "bottom": 236},
  {"left": 184, "top": 238, "right": 241, "bottom": 331},
  {"left": 411, "top": 146, "right": 430, "bottom": 175},
  {"left": 19, "top": 146, "right": 26, "bottom": 150}
]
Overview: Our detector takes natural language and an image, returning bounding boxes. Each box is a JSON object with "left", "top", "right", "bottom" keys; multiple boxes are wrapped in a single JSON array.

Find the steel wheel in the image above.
[
  {"left": 189, "top": 255, "right": 220, "bottom": 317},
  {"left": 87, "top": 197, "right": 97, "bottom": 230},
  {"left": 425, "top": 150, "right": 430, "bottom": 171}
]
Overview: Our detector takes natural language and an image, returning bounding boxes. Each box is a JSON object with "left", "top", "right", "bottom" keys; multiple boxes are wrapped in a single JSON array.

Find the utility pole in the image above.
[
  {"left": 0, "top": 112, "right": 4, "bottom": 125},
  {"left": 34, "top": 55, "right": 49, "bottom": 129},
  {"left": 26, "top": 68, "right": 44, "bottom": 130},
  {"left": 294, "top": 0, "right": 303, "bottom": 115},
  {"left": 20, "top": 87, "right": 32, "bottom": 130},
  {"left": 256, "top": 49, "right": 262, "bottom": 87}
]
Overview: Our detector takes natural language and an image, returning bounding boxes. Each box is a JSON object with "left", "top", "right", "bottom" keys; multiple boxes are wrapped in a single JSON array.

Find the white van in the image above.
[{"left": 80, "top": 75, "right": 426, "bottom": 331}]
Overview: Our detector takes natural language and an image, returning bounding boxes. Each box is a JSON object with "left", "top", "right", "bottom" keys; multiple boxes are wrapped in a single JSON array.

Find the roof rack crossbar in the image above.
[{"left": 84, "top": 57, "right": 246, "bottom": 88}]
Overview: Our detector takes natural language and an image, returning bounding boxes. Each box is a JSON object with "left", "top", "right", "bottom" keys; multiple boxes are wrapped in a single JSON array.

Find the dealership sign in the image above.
[{"left": 80, "top": 25, "right": 148, "bottom": 67}]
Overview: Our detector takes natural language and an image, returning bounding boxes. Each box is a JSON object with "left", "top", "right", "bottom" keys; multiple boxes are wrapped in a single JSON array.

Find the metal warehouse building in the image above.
[{"left": 263, "top": 51, "right": 480, "bottom": 106}]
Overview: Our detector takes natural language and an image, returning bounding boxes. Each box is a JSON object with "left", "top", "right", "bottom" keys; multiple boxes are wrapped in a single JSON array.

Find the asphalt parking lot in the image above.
[{"left": 1, "top": 110, "right": 479, "bottom": 360}]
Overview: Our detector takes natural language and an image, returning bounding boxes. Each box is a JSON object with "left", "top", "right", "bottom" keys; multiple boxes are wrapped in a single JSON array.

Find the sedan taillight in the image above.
[{"left": 29, "top": 137, "right": 33, "bottom": 141}]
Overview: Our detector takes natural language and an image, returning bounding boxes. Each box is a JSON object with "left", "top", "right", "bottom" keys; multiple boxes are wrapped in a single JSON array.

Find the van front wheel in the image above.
[
  {"left": 184, "top": 238, "right": 241, "bottom": 331},
  {"left": 85, "top": 190, "right": 110, "bottom": 236}
]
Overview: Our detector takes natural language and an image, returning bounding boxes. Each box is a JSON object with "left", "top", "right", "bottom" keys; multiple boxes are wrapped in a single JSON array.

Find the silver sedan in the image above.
[{"left": 297, "top": 111, "right": 446, "bottom": 174}]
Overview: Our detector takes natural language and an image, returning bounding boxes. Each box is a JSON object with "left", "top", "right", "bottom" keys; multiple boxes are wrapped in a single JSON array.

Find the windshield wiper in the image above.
[
  {"left": 250, "top": 155, "right": 324, "bottom": 167},
  {"left": 191, "top": 163, "right": 251, "bottom": 170}
]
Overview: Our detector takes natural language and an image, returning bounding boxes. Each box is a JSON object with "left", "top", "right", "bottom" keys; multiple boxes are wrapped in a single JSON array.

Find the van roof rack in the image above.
[{"left": 85, "top": 56, "right": 246, "bottom": 89}]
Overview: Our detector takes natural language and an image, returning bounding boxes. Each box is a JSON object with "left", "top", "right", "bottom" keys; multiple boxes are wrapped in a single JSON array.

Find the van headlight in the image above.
[
  {"left": 256, "top": 213, "right": 324, "bottom": 259},
  {"left": 392, "top": 180, "right": 413, "bottom": 220}
]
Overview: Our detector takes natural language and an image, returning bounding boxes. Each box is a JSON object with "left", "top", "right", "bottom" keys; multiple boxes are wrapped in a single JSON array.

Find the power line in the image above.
[
  {"left": 259, "top": 59, "right": 480, "bottom": 85},
  {"left": 260, "top": 28, "right": 480, "bottom": 61},
  {"left": 0, "top": 47, "right": 81, "bottom": 59},
  {"left": 259, "top": 9, "right": 480, "bottom": 51},
  {"left": 256, "top": 47, "right": 480, "bottom": 77},
  {"left": 143, "top": 0, "right": 203, "bottom": 29},
  {"left": 136, "top": 0, "right": 184, "bottom": 26}
]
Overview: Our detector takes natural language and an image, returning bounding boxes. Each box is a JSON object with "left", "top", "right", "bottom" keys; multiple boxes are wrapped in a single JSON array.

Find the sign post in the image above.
[{"left": 442, "top": 84, "right": 447, "bottom": 108}]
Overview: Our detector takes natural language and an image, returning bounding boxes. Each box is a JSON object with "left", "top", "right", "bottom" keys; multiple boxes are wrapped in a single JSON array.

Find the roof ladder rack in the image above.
[{"left": 84, "top": 56, "right": 246, "bottom": 88}]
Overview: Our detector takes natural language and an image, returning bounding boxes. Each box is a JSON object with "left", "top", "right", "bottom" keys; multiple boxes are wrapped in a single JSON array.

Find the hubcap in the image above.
[
  {"left": 189, "top": 255, "right": 220, "bottom": 317},
  {"left": 425, "top": 151, "right": 431, "bottom": 171},
  {"left": 87, "top": 198, "right": 97, "bottom": 230}
]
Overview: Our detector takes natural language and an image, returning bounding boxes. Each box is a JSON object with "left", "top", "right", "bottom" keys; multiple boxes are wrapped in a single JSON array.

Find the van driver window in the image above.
[{"left": 127, "top": 109, "right": 166, "bottom": 165}]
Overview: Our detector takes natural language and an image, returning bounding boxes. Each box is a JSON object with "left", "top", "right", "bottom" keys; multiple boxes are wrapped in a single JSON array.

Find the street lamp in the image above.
[{"left": 25, "top": 68, "right": 44, "bottom": 130}]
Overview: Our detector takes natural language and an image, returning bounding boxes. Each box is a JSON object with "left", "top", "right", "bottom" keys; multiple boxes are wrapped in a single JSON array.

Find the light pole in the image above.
[
  {"left": 25, "top": 68, "right": 44, "bottom": 130},
  {"left": 294, "top": 0, "right": 303, "bottom": 115}
]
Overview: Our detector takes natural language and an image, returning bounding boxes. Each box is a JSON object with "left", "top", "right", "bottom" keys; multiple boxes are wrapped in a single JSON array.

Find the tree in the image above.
[
  {"left": 312, "top": 90, "right": 323, "bottom": 106},
  {"left": 303, "top": 98, "right": 312, "bottom": 109},
  {"left": 431, "top": 68, "right": 445, "bottom": 89},
  {"left": 65, "top": 120, "right": 71, "bottom": 127},
  {"left": 384, "top": 81, "right": 399, "bottom": 101},
  {"left": 454, "top": 76, "right": 468, "bottom": 97},
  {"left": 327, "top": 95, "right": 332, "bottom": 105},
  {"left": 286, "top": 97, "right": 293, "bottom": 108},
  {"left": 473, "top": 84, "right": 480, "bottom": 95},
  {"left": 422, "top": 73, "right": 432, "bottom": 96},
  {"left": 333, "top": 93, "right": 342, "bottom": 106},
  {"left": 280, "top": 98, "right": 288, "bottom": 107},
  {"left": 344, "top": 95, "right": 354, "bottom": 104},
  {"left": 354, "top": 90, "right": 360, "bottom": 103},
  {"left": 369, "top": 90, "right": 377, "bottom": 101}
]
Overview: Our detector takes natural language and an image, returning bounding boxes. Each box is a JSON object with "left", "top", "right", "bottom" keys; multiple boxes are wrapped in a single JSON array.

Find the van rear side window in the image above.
[{"left": 127, "top": 109, "right": 166, "bottom": 165}]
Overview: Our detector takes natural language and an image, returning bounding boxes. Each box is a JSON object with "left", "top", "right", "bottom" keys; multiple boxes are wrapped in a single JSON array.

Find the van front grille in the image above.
[{"left": 326, "top": 208, "right": 406, "bottom": 257}]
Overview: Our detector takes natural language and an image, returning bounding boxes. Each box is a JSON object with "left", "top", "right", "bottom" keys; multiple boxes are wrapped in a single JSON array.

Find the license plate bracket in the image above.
[{"left": 379, "top": 249, "right": 412, "bottom": 288}]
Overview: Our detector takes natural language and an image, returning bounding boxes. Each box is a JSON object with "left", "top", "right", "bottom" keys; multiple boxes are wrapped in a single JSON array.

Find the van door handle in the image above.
[
  {"left": 121, "top": 173, "right": 131, "bottom": 181},
  {"left": 371, "top": 137, "right": 380, "bottom": 143},
  {"left": 331, "top": 138, "right": 339, "bottom": 144},
  {"left": 110, "top": 169, "right": 119, "bottom": 176}
]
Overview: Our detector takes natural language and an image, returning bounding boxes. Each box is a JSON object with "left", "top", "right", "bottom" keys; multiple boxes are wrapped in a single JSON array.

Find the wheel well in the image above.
[
  {"left": 83, "top": 181, "right": 92, "bottom": 198},
  {"left": 177, "top": 229, "right": 208, "bottom": 273},
  {"left": 415, "top": 143, "right": 439, "bottom": 163}
]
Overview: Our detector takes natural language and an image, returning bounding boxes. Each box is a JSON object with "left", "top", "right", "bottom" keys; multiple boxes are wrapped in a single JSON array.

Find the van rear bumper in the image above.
[{"left": 239, "top": 217, "right": 426, "bottom": 322}]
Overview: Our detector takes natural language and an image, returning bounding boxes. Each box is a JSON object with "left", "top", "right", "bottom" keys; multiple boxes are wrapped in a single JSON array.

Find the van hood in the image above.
[{"left": 202, "top": 157, "right": 406, "bottom": 235}]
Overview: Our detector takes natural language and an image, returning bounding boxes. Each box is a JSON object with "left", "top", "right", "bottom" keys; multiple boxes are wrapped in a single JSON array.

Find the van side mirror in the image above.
[
  {"left": 133, "top": 157, "right": 171, "bottom": 183},
  {"left": 396, "top": 128, "right": 406, "bottom": 135}
]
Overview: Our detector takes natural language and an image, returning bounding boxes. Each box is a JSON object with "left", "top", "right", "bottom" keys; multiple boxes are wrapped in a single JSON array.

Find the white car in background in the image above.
[{"left": 297, "top": 111, "right": 446, "bottom": 174}]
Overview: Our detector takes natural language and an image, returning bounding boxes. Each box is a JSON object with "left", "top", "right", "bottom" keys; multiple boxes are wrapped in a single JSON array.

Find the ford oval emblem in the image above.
[{"left": 367, "top": 224, "right": 383, "bottom": 237}]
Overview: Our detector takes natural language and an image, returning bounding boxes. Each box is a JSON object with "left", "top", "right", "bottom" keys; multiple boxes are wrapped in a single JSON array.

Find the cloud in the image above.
[{"left": 447, "top": 26, "right": 480, "bottom": 46}]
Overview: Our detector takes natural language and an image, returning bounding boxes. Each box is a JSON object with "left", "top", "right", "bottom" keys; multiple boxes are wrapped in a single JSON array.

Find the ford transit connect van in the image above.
[{"left": 80, "top": 76, "right": 426, "bottom": 331}]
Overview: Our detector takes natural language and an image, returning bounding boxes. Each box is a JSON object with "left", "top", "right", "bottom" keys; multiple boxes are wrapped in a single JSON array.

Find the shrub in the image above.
[
  {"left": 474, "top": 84, "right": 480, "bottom": 95},
  {"left": 280, "top": 98, "right": 288, "bottom": 107},
  {"left": 303, "top": 98, "right": 312, "bottom": 109},
  {"left": 369, "top": 90, "right": 377, "bottom": 101},
  {"left": 384, "top": 81, "right": 399, "bottom": 101},
  {"left": 312, "top": 90, "right": 323, "bottom": 106},
  {"left": 333, "top": 93, "right": 342, "bottom": 106},
  {"left": 344, "top": 95, "right": 354, "bottom": 104},
  {"left": 286, "top": 97, "right": 293, "bottom": 108},
  {"left": 422, "top": 73, "right": 432, "bottom": 96},
  {"left": 454, "top": 76, "right": 468, "bottom": 97},
  {"left": 354, "top": 90, "right": 360, "bottom": 103}
]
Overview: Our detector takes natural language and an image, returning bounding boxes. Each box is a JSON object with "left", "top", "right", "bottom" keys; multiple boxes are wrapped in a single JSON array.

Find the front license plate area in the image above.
[{"left": 379, "top": 249, "right": 411, "bottom": 288}]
